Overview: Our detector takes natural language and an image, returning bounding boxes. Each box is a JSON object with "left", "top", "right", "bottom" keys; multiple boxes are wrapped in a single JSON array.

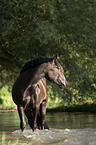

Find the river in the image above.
[{"left": 0, "top": 111, "right": 96, "bottom": 145}]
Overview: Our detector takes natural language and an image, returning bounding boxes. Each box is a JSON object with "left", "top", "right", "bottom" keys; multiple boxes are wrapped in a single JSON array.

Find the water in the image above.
[{"left": 0, "top": 111, "right": 96, "bottom": 145}]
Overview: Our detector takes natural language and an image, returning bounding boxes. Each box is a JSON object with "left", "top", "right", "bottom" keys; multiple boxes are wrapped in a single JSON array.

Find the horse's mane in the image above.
[{"left": 20, "top": 56, "right": 54, "bottom": 74}]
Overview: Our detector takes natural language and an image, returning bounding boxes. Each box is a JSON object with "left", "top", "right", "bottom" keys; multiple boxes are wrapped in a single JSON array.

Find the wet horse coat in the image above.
[
  {"left": 12, "top": 56, "right": 67, "bottom": 131},
  {"left": 19, "top": 58, "right": 49, "bottom": 130}
]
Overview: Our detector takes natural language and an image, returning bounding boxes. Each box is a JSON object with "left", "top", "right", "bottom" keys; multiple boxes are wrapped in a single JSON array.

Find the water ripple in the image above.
[{"left": 12, "top": 128, "right": 96, "bottom": 145}]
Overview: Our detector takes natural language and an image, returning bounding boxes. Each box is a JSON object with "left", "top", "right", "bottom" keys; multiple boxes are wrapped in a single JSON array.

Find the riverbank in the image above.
[
  {"left": 47, "top": 103, "right": 96, "bottom": 113},
  {"left": 0, "top": 109, "right": 16, "bottom": 112},
  {"left": 0, "top": 103, "right": 96, "bottom": 113}
]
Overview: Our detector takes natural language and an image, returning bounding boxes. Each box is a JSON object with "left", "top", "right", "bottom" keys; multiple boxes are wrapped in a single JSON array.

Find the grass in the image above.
[
  {"left": 1, "top": 133, "right": 18, "bottom": 145},
  {"left": 1, "top": 133, "right": 32, "bottom": 145}
]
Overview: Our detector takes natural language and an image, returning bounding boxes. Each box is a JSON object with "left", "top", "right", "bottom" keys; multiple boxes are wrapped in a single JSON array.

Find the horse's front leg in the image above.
[
  {"left": 32, "top": 106, "right": 40, "bottom": 131},
  {"left": 17, "top": 105, "right": 26, "bottom": 131},
  {"left": 40, "top": 101, "right": 49, "bottom": 130},
  {"left": 32, "top": 83, "right": 40, "bottom": 131}
]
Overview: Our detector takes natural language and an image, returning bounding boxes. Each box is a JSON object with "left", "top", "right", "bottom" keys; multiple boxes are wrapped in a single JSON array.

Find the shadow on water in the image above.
[{"left": 0, "top": 111, "right": 96, "bottom": 145}]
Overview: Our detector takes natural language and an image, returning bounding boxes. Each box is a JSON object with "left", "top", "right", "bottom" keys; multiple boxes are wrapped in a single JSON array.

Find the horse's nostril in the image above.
[{"left": 59, "top": 84, "right": 64, "bottom": 89}]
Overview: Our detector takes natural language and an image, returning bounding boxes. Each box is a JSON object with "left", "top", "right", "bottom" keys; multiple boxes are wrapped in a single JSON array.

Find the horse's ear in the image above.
[
  {"left": 53, "top": 54, "right": 58, "bottom": 60},
  {"left": 50, "top": 54, "right": 57, "bottom": 64},
  {"left": 55, "top": 54, "right": 58, "bottom": 59}
]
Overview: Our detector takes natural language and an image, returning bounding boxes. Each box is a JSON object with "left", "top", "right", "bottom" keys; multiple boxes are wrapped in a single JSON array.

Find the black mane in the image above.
[{"left": 20, "top": 56, "right": 54, "bottom": 74}]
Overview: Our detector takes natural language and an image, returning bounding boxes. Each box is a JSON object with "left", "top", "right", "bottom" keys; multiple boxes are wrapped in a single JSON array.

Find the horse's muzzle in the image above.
[{"left": 59, "top": 84, "right": 66, "bottom": 89}]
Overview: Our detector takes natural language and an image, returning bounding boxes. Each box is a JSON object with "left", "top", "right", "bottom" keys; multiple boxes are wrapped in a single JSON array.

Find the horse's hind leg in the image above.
[
  {"left": 24, "top": 106, "right": 40, "bottom": 132},
  {"left": 17, "top": 105, "right": 26, "bottom": 131},
  {"left": 37, "top": 109, "right": 49, "bottom": 130}
]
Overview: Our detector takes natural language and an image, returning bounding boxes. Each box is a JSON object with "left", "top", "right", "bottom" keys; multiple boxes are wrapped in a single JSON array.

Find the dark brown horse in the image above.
[
  {"left": 12, "top": 56, "right": 67, "bottom": 132},
  {"left": 20, "top": 59, "right": 49, "bottom": 130},
  {"left": 19, "top": 57, "right": 65, "bottom": 131}
]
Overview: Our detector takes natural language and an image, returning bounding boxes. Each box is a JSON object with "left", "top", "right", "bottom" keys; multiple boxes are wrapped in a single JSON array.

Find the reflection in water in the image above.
[
  {"left": 46, "top": 112, "right": 96, "bottom": 129},
  {"left": 0, "top": 111, "right": 96, "bottom": 145}
]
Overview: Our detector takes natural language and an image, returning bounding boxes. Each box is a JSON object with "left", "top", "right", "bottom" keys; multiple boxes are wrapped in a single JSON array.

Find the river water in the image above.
[{"left": 0, "top": 111, "right": 96, "bottom": 145}]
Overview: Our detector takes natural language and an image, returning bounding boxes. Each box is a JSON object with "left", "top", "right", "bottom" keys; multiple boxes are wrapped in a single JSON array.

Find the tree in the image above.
[{"left": 0, "top": 0, "right": 96, "bottom": 106}]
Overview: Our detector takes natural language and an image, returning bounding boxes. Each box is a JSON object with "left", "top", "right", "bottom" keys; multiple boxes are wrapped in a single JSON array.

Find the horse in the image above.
[
  {"left": 20, "top": 61, "right": 49, "bottom": 130},
  {"left": 12, "top": 55, "right": 67, "bottom": 132},
  {"left": 19, "top": 56, "right": 66, "bottom": 130}
]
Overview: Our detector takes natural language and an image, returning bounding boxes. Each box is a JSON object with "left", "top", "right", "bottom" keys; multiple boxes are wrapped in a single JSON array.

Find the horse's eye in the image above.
[{"left": 53, "top": 65, "right": 57, "bottom": 68}]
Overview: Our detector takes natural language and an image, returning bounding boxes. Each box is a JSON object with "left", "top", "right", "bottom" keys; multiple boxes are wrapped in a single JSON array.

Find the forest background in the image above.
[{"left": 0, "top": 0, "right": 96, "bottom": 112}]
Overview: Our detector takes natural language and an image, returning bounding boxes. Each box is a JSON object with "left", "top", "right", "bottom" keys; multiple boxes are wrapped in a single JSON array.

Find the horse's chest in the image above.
[{"left": 24, "top": 81, "right": 46, "bottom": 108}]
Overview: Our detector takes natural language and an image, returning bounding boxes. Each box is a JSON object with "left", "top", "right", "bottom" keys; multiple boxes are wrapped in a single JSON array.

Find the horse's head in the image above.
[{"left": 46, "top": 55, "right": 67, "bottom": 89}]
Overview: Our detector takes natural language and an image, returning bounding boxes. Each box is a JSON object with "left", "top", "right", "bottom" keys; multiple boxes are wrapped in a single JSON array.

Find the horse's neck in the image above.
[{"left": 29, "top": 63, "right": 48, "bottom": 84}]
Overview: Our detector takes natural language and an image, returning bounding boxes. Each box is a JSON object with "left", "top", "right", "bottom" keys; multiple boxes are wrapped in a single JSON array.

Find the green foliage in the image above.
[
  {"left": 47, "top": 85, "right": 63, "bottom": 108},
  {"left": 0, "top": 0, "right": 96, "bottom": 110},
  {"left": 0, "top": 87, "right": 16, "bottom": 109}
]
